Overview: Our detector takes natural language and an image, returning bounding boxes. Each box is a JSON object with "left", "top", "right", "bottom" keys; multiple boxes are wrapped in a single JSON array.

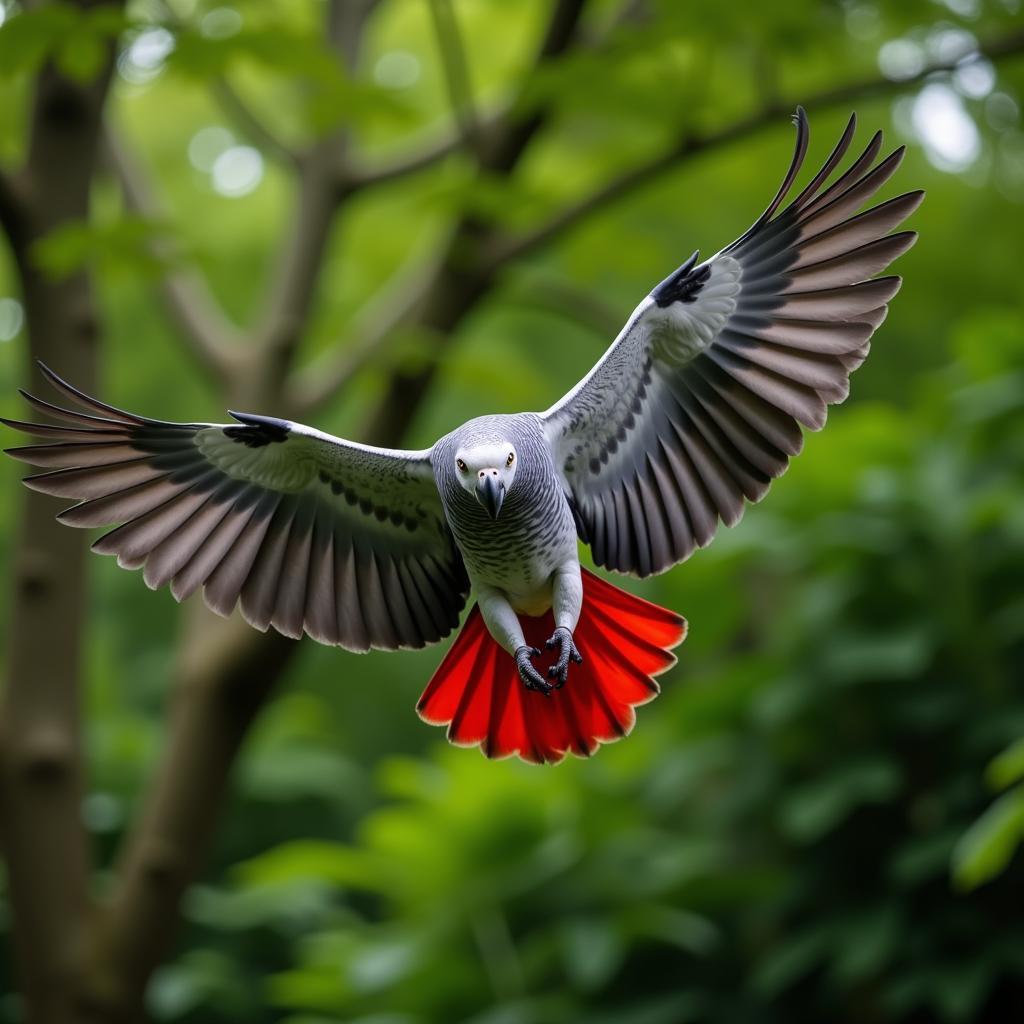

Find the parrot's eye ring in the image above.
[
  {"left": 456, "top": 458, "right": 467, "bottom": 472},
  {"left": 506, "top": 452, "right": 514, "bottom": 467}
]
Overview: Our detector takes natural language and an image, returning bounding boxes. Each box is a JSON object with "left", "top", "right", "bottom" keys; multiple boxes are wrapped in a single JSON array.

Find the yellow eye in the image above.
[
  {"left": 506, "top": 452, "right": 514, "bottom": 467},
  {"left": 457, "top": 458, "right": 467, "bottom": 472}
]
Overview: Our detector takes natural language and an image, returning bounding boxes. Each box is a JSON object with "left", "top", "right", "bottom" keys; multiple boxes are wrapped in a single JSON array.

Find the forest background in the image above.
[{"left": 1, "top": 1, "right": 1024, "bottom": 1022}]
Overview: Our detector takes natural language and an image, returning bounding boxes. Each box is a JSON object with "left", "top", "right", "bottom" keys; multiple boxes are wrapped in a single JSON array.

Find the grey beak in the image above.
[{"left": 475, "top": 472, "right": 505, "bottom": 520}]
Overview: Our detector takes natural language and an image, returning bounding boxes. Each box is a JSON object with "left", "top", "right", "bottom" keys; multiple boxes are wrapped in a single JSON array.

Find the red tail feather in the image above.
[{"left": 417, "top": 568, "right": 687, "bottom": 764}]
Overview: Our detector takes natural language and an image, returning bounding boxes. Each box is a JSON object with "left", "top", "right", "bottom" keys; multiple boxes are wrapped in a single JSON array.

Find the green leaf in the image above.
[
  {"left": 0, "top": 4, "right": 126, "bottom": 82},
  {"left": 752, "top": 926, "right": 832, "bottom": 997},
  {"left": 830, "top": 906, "right": 902, "bottom": 985},
  {"left": 234, "top": 840, "right": 379, "bottom": 891},
  {"left": 953, "top": 787, "right": 1024, "bottom": 890},
  {"left": 780, "top": 758, "right": 902, "bottom": 843},
  {"left": 0, "top": 5, "right": 78, "bottom": 78},
  {"left": 987, "top": 738, "right": 1024, "bottom": 790},
  {"left": 267, "top": 966, "right": 347, "bottom": 1013},
  {"left": 560, "top": 917, "right": 625, "bottom": 991},
  {"left": 29, "top": 216, "right": 181, "bottom": 280},
  {"left": 54, "top": 29, "right": 108, "bottom": 83}
]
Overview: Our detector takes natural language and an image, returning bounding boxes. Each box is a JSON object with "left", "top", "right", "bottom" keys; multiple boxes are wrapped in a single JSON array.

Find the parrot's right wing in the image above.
[
  {"left": 4, "top": 366, "right": 469, "bottom": 651},
  {"left": 541, "top": 108, "right": 921, "bottom": 577}
]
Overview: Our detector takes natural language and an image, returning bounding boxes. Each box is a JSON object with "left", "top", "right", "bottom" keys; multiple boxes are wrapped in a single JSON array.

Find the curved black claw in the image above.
[
  {"left": 515, "top": 645, "right": 552, "bottom": 696},
  {"left": 545, "top": 626, "right": 583, "bottom": 689}
]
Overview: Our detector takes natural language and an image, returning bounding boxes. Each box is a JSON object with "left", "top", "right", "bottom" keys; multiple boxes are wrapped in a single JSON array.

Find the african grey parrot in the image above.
[{"left": 3, "top": 109, "right": 920, "bottom": 763}]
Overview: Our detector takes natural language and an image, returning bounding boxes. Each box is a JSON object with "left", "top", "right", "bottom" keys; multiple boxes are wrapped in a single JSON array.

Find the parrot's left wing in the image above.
[
  {"left": 4, "top": 365, "right": 469, "bottom": 650},
  {"left": 541, "top": 108, "right": 921, "bottom": 577}
]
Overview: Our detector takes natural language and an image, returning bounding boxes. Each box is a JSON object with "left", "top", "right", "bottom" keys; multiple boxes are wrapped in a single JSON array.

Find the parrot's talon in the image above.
[
  {"left": 515, "top": 645, "right": 552, "bottom": 695},
  {"left": 544, "top": 626, "right": 581, "bottom": 687}
]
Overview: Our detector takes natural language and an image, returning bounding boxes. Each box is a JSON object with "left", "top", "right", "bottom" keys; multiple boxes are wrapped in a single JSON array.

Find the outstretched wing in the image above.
[
  {"left": 542, "top": 108, "right": 921, "bottom": 577},
  {"left": 3, "top": 365, "right": 468, "bottom": 650}
]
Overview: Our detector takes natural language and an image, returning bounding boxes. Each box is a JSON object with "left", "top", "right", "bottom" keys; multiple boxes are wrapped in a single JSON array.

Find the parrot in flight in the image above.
[{"left": 3, "top": 108, "right": 920, "bottom": 764}]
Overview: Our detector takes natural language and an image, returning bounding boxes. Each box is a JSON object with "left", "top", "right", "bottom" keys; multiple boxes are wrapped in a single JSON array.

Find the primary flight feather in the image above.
[{"left": 3, "top": 109, "right": 921, "bottom": 763}]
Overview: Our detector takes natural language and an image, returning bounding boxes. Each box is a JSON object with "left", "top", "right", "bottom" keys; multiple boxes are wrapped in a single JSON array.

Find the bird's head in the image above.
[{"left": 453, "top": 441, "right": 518, "bottom": 520}]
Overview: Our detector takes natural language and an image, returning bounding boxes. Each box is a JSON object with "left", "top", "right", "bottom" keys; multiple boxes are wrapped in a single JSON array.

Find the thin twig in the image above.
[
  {"left": 105, "top": 126, "right": 241, "bottom": 379},
  {"left": 345, "top": 127, "right": 465, "bottom": 189},
  {"left": 505, "top": 271, "right": 623, "bottom": 338},
  {"left": 346, "top": 0, "right": 587, "bottom": 189},
  {"left": 252, "top": 0, "right": 383, "bottom": 390},
  {"left": 287, "top": 247, "right": 443, "bottom": 415},
  {"left": 210, "top": 77, "right": 299, "bottom": 168},
  {"left": 428, "top": 0, "right": 483, "bottom": 159},
  {"left": 488, "top": 29, "right": 1024, "bottom": 268},
  {"left": 344, "top": 106, "right": 508, "bottom": 192}
]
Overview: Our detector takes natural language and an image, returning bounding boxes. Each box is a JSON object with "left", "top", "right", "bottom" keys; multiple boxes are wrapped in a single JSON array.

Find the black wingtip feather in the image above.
[
  {"left": 225, "top": 410, "right": 290, "bottom": 447},
  {"left": 35, "top": 362, "right": 141, "bottom": 423},
  {"left": 651, "top": 251, "right": 709, "bottom": 308},
  {"left": 726, "top": 107, "right": 810, "bottom": 254}
]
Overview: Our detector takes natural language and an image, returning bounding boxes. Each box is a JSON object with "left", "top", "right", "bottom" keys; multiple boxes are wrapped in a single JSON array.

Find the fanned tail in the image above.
[{"left": 416, "top": 568, "right": 687, "bottom": 764}]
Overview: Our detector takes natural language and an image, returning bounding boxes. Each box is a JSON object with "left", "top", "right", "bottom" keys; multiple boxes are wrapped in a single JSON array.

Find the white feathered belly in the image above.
[
  {"left": 466, "top": 545, "right": 572, "bottom": 616},
  {"left": 459, "top": 516, "right": 577, "bottom": 616},
  {"left": 506, "top": 578, "right": 557, "bottom": 616}
]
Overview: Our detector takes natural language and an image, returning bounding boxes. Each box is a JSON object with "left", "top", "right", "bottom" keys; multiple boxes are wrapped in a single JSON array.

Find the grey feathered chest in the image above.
[{"left": 432, "top": 413, "right": 577, "bottom": 597}]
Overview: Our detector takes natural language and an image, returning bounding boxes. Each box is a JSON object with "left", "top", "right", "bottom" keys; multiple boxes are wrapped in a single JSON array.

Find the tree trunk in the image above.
[{"left": 0, "top": 36, "right": 119, "bottom": 1024}]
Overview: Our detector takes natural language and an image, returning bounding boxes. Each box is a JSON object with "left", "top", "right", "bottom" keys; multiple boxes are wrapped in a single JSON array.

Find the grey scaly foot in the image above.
[
  {"left": 545, "top": 626, "right": 583, "bottom": 688},
  {"left": 515, "top": 645, "right": 552, "bottom": 696}
]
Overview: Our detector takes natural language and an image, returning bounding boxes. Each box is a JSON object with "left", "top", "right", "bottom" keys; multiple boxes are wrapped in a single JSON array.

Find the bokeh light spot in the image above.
[
  {"left": 926, "top": 26, "right": 978, "bottom": 64},
  {"left": 82, "top": 792, "right": 122, "bottom": 832},
  {"left": 118, "top": 27, "right": 175, "bottom": 85},
  {"left": 912, "top": 83, "right": 980, "bottom": 172},
  {"left": 373, "top": 50, "right": 422, "bottom": 89},
  {"left": 0, "top": 297, "right": 24, "bottom": 342},
  {"left": 985, "top": 92, "right": 1020, "bottom": 131},
  {"left": 201, "top": 6, "right": 243, "bottom": 39},
  {"left": 188, "top": 126, "right": 235, "bottom": 173},
  {"left": 937, "top": 0, "right": 980, "bottom": 16},
  {"left": 211, "top": 146, "right": 264, "bottom": 198},
  {"left": 954, "top": 57, "right": 995, "bottom": 99},
  {"left": 845, "top": 5, "right": 880, "bottom": 41},
  {"left": 877, "top": 39, "right": 925, "bottom": 81}
]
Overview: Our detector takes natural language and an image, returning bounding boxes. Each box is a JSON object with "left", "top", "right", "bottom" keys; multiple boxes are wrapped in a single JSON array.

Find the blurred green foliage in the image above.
[{"left": 2, "top": 0, "right": 1024, "bottom": 1021}]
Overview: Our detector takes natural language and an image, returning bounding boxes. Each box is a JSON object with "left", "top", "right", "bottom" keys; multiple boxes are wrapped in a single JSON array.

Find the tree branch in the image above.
[
  {"left": 286, "top": 248, "right": 443, "bottom": 416},
  {"left": 292, "top": 0, "right": 592, "bottom": 416},
  {"left": 338, "top": 0, "right": 589, "bottom": 193},
  {"left": 359, "top": 0, "right": 591, "bottom": 448},
  {"left": 428, "top": 0, "right": 483, "bottom": 159},
  {"left": 505, "top": 270, "right": 622, "bottom": 338},
  {"left": 105, "top": 126, "right": 242, "bottom": 382},
  {"left": 83, "top": 613, "right": 298, "bottom": 1021},
  {"left": 210, "top": 76, "right": 299, "bottom": 168},
  {"left": 0, "top": 166, "right": 28, "bottom": 253},
  {"left": 345, "top": 124, "right": 465, "bottom": 190},
  {"left": 250, "top": 148, "right": 342, "bottom": 401},
  {"left": 487, "top": 28, "right": 1024, "bottom": 268},
  {"left": 343, "top": 105, "right": 514, "bottom": 192},
  {"left": 478, "top": 0, "right": 587, "bottom": 174},
  {"left": 248, "top": 0, "right": 381, "bottom": 398},
  {"left": 153, "top": 0, "right": 296, "bottom": 166}
]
